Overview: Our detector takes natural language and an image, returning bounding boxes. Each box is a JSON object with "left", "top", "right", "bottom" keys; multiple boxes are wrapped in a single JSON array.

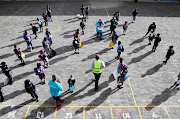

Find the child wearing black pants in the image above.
[
  {"left": 25, "top": 79, "right": 39, "bottom": 102},
  {"left": 0, "top": 87, "right": 4, "bottom": 102}
]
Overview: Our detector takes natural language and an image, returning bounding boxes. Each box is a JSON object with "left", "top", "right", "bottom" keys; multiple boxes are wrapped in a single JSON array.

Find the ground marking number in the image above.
[
  {"left": 36, "top": 112, "right": 44, "bottom": 118},
  {"left": 65, "top": 113, "right": 73, "bottom": 118},
  {"left": 152, "top": 112, "right": 157, "bottom": 118},
  {"left": 95, "top": 113, "right": 102, "bottom": 119},
  {"left": 123, "top": 113, "right": 130, "bottom": 119}
]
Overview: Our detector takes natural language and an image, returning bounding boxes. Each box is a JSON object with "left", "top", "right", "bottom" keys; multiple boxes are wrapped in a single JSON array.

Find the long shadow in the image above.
[
  {"left": 141, "top": 63, "right": 164, "bottom": 77},
  {"left": 64, "top": 17, "right": 78, "bottom": 21},
  {"left": 75, "top": 86, "right": 120, "bottom": 115},
  {"left": 129, "top": 36, "right": 148, "bottom": 46},
  {"left": 26, "top": 19, "right": 37, "bottom": 23},
  {"left": 23, "top": 50, "right": 41, "bottom": 58},
  {"left": 60, "top": 29, "right": 75, "bottom": 36},
  {"left": 1, "top": 40, "right": 25, "bottom": 48},
  {"left": 25, "top": 81, "right": 94, "bottom": 119},
  {"left": 128, "top": 51, "right": 153, "bottom": 65},
  {"left": 0, "top": 53, "right": 14, "bottom": 60},
  {"left": 63, "top": 34, "right": 73, "bottom": 38},
  {"left": 67, "top": 19, "right": 80, "bottom": 24},
  {"left": 18, "top": 28, "right": 32, "bottom": 33},
  {"left": 82, "top": 48, "right": 110, "bottom": 61},
  {"left": 50, "top": 53, "right": 75, "bottom": 65},
  {"left": 128, "top": 44, "right": 149, "bottom": 55},
  {"left": 0, "top": 99, "right": 32, "bottom": 117},
  {"left": 3, "top": 89, "right": 26, "bottom": 101},
  {"left": 145, "top": 87, "right": 179, "bottom": 111}
]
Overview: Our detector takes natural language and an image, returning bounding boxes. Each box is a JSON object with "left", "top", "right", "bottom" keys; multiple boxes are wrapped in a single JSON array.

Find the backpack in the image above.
[
  {"left": 72, "top": 40, "right": 76, "bottom": 47},
  {"left": 121, "top": 46, "right": 124, "bottom": 52},
  {"left": 34, "top": 67, "right": 38, "bottom": 75}
]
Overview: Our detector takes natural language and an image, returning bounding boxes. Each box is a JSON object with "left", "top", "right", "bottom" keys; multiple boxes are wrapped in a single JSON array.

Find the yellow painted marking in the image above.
[
  {"left": 178, "top": 99, "right": 180, "bottom": 102},
  {"left": 0, "top": 106, "right": 3, "bottom": 112},
  {"left": 164, "top": 106, "right": 172, "bottom": 119},
  {"left": 83, "top": 107, "right": 85, "bottom": 119},
  {"left": 53, "top": 107, "right": 57, "bottom": 119},
  {"left": 105, "top": 8, "right": 110, "bottom": 21},
  {"left": 71, "top": 100, "right": 74, "bottom": 103},
  {"left": 12, "top": 26, "right": 13, "bottom": 27},
  {"left": 138, "top": 106, "right": 143, "bottom": 119},
  {"left": 107, "top": 100, "right": 110, "bottom": 103},
  {"left": 128, "top": 78, "right": 137, "bottom": 106},
  {"left": 43, "top": 24, "right": 60, "bottom": 33},
  {"left": 163, "top": 13, "right": 180, "bottom": 37},
  {"left": 143, "top": 100, "right": 146, "bottom": 102},
  {"left": 110, "top": 107, "right": 114, "bottom": 119},
  {"left": 0, "top": 5, "right": 28, "bottom": 25},
  {"left": 24, "top": 105, "right": 31, "bottom": 119}
]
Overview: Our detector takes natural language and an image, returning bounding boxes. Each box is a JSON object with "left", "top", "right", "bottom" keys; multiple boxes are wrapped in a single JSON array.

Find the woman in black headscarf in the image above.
[{"left": 25, "top": 79, "right": 39, "bottom": 102}]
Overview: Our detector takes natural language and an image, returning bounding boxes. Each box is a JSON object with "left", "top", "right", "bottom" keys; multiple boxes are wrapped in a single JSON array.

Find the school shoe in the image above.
[
  {"left": 44, "top": 80, "right": 46, "bottom": 84},
  {"left": 77, "top": 52, "right": 79, "bottom": 54},
  {"left": 32, "top": 47, "right": 34, "bottom": 50},
  {"left": 148, "top": 43, "right": 151, "bottom": 45},
  {"left": 100, "top": 38, "right": 102, "bottom": 40},
  {"left": 32, "top": 98, "right": 36, "bottom": 101},
  {"left": 35, "top": 99, "right": 39, "bottom": 102}
]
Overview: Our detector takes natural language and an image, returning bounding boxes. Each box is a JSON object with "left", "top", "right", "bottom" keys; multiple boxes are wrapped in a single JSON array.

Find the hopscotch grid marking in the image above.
[
  {"left": 53, "top": 107, "right": 57, "bottom": 119},
  {"left": 137, "top": 106, "right": 143, "bottom": 119},
  {"left": 110, "top": 107, "right": 114, "bottom": 119},
  {"left": 83, "top": 107, "right": 85, "bottom": 119},
  {"left": 24, "top": 105, "right": 31, "bottom": 119},
  {"left": 164, "top": 106, "right": 172, "bottom": 119},
  {"left": 0, "top": 5, "right": 28, "bottom": 26}
]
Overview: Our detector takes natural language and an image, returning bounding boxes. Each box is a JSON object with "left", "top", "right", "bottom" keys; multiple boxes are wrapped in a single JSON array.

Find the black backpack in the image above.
[
  {"left": 121, "top": 46, "right": 124, "bottom": 52},
  {"left": 72, "top": 40, "right": 76, "bottom": 47}
]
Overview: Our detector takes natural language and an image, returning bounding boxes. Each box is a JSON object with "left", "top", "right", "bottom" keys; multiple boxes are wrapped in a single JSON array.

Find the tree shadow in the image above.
[
  {"left": 82, "top": 48, "right": 110, "bottom": 62},
  {"left": 128, "top": 44, "right": 149, "bottom": 55},
  {"left": 145, "top": 87, "right": 179, "bottom": 111},
  {"left": 141, "top": 63, "right": 164, "bottom": 77},
  {"left": 129, "top": 36, "right": 148, "bottom": 46},
  {"left": 128, "top": 51, "right": 153, "bottom": 65}
]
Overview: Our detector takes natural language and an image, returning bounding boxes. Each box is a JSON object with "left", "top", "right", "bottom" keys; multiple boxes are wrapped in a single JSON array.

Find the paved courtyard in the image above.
[{"left": 0, "top": 1, "right": 180, "bottom": 119}]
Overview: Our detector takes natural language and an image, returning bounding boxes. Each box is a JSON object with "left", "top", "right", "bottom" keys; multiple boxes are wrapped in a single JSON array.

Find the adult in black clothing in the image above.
[
  {"left": 30, "top": 23, "right": 38, "bottom": 39},
  {"left": 163, "top": 46, "right": 174, "bottom": 64},
  {"left": 145, "top": 21, "right": 156, "bottom": 36},
  {"left": 0, "top": 62, "right": 13, "bottom": 85},
  {"left": 152, "top": 33, "right": 161, "bottom": 52},
  {"left": 25, "top": 79, "right": 39, "bottom": 102},
  {"left": 109, "top": 17, "right": 118, "bottom": 36}
]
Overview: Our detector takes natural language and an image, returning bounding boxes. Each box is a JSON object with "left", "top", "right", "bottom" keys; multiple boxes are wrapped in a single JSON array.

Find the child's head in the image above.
[
  {"left": 37, "top": 63, "right": 41, "bottom": 68},
  {"left": 95, "top": 54, "right": 99, "bottom": 60},
  {"left": 70, "top": 75, "right": 74, "bottom": 78},
  {"left": 157, "top": 33, "right": 160, "bottom": 36},
  {"left": 30, "top": 23, "right": 33, "bottom": 26},
  {"left": 118, "top": 41, "right": 121, "bottom": 45},
  {"left": 120, "top": 58, "right": 123, "bottom": 63},
  {"left": 46, "top": 28, "right": 48, "bottom": 31},
  {"left": 40, "top": 50, "right": 43, "bottom": 54},
  {"left": 125, "top": 21, "right": 127, "bottom": 24},
  {"left": 169, "top": 46, "right": 173, "bottom": 49},
  {"left": 14, "top": 45, "right": 17, "bottom": 48},
  {"left": 37, "top": 18, "right": 39, "bottom": 21}
]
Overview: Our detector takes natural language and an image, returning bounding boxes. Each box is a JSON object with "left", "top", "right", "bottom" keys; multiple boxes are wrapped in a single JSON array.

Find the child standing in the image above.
[
  {"left": 37, "top": 18, "right": 43, "bottom": 32},
  {"left": 73, "top": 35, "right": 80, "bottom": 54},
  {"left": 123, "top": 21, "right": 128, "bottom": 35},
  {"left": 25, "top": 79, "right": 39, "bottom": 102},
  {"left": 81, "top": 4, "right": 85, "bottom": 15},
  {"left": 163, "top": 46, "right": 174, "bottom": 64},
  {"left": 30, "top": 23, "right": 38, "bottom": 39},
  {"left": 38, "top": 50, "right": 49, "bottom": 67},
  {"left": 80, "top": 19, "right": 86, "bottom": 35},
  {"left": 118, "top": 66, "right": 129, "bottom": 89},
  {"left": 85, "top": 6, "right": 90, "bottom": 19},
  {"left": 42, "top": 37, "right": 51, "bottom": 57},
  {"left": 148, "top": 30, "right": 155, "bottom": 45},
  {"left": 117, "top": 41, "right": 122, "bottom": 58},
  {"left": 132, "top": 8, "right": 138, "bottom": 23},
  {"left": 13, "top": 45, "right": 25, "bottom": 66},
  {"left": 68, "top": 75, "right": 76, "bottom": 93},
  {"left": 37, "top": 63, "right": 46, "bottom": 84}
]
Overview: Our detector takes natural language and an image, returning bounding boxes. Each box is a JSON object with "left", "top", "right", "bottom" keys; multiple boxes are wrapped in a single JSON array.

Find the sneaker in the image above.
[
  {"left": 77, "top": 52, "right": 79, "bottom": 54},
  {"left": 100, "top": 38, "right": 102, "bottom": 40},
  {"left": 32, "top": 47, "right": 34, "bottom": 50},
  {"left": 148, "top": 43, "right": 151, "bottom": 45},
  {"left": 47, "top": 64, "right": 49, "bottom": 67},
  {"left": 44, "top": 80, "right": 46, "bottom": 84}
]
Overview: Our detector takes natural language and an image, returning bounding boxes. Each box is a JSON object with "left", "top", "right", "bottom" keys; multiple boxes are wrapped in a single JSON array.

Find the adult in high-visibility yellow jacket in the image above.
[{"left": 89, "top": 55, "right": 105, "bottom": 91}]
